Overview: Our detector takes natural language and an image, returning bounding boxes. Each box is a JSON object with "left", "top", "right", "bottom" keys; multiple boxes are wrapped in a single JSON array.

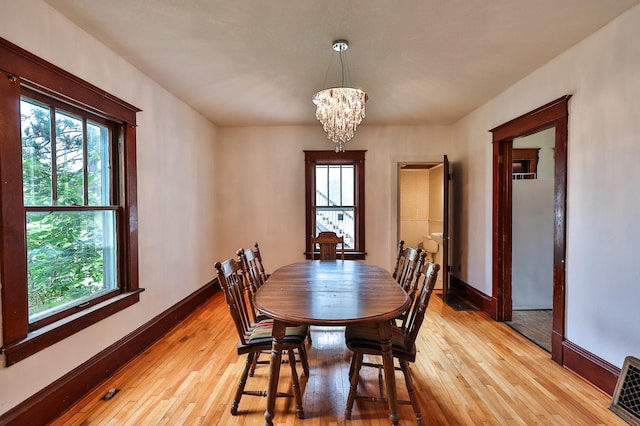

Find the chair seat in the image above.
[
  {"left": 247, "top": 321, "right": 308, "bottom": 346},
  {"left": 344, "top": 324, "right": 416, "bottom": 361}
]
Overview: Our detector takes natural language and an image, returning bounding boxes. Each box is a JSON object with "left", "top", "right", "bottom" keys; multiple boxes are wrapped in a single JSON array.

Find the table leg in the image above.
[
  {"left": 378, "top": 320, "right": 401, "bottom": 425},
  {"left": 264, "top": 319, "right": 286, "bottom": 426}
]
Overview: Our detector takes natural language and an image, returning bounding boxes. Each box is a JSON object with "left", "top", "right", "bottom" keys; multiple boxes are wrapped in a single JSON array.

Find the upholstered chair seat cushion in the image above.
[
  {"left": 248, "top": 321, "right": 308, "bottom": 346},
  {"left": 344, "top": 324, "right": 414, "bottom": 358}
]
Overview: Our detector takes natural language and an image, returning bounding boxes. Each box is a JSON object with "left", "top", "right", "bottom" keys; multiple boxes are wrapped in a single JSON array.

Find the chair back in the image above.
[
  {"left": 238, "top": 244, "right": 268, "bottom": 292},
  {"left": 392, "top": 240, "right": 422, "bottom": 291},
  {"left": 251, "top": 242, "right": 269, "bottom": 282},
  {"left": 404, "top": 260, "right": 440, "bottom": 349},
  {"left": 237, "top": 243, "right": 270, "bottom": 320},
  {"left": 403, "top": 251, "right": 427, "bottom": 314},
  {"left": 311, "top": 231, "right": 345, "bottom": 260},
  {"left": 214, "top": 258, "right": 254, "bottom": 345}
]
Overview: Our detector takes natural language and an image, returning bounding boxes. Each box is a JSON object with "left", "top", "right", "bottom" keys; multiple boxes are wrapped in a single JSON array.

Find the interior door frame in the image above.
[
  {"left": 397, "top": 155, "right": 449, "bottom": 296},
  {"left": 490, "top": 96, "right": 570, "bottom": 364}
]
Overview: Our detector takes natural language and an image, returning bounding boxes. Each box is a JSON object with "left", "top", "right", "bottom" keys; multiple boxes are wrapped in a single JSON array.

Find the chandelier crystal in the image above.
[
  {"left": 312, "top": 40, "right": 367, "bottom": 152},
  {"left": 312, "top": 87, "right": 367, "bottom": 152}
]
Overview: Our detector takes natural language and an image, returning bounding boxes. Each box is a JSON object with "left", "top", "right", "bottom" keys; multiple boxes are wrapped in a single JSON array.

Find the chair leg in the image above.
[
  {"left": 249, "top": 352, "right": 259, "bottom": 377},
  {"left": 251, "top": 346, "right": 306, "bottom": 377},
  {"left": 231, "top": 352, "right": 255, "bottom": 415},
  {"left": 348, "top": 351, "right": 355, "bottom": 380},
  {"left": 307, "top": 326, "right": 313, "bottom": 345},
  {"left": 344, "top": 352, "right": 363, "bottom": 420},
  {"left": 287, "top": 349, "right": 304, "bottom": 419},
  {"left": 400, "top": 360, "right": 423, "bottom": 426},
  {"left": 299, "top": 344, "right": 310, "bottom": 377}
]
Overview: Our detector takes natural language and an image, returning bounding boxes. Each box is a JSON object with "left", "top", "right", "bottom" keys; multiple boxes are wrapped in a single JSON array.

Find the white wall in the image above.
[
  {"left": 216, "top": 125, "right": 453, "bottom": 272},
  {"left": 512, "top": 180, "right": 554, "bottom": 309},
  {"left": 453, "top": 4, "right": 640, "bottom": 367},
  {"left": 0, "top": 0, "right": 219, "bottom": 415},
  {"left": 512, "top": 128, "right": 555, "bottom": 309},
  {"left": 451, "top": 110, "right": 493, "bottom": 294}
]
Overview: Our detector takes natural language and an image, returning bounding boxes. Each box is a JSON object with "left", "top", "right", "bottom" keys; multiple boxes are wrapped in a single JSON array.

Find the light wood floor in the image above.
[{"left": 51, "top": 291, "right": 624, "bottom": 425}]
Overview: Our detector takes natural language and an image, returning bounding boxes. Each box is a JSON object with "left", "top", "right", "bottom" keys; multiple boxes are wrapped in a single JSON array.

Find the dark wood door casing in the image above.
[{"left": 490, "top": 95, "right": 571, "bottom": 365}]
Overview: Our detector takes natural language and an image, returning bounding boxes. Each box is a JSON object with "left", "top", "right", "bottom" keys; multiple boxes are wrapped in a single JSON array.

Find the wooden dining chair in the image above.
[
  {"left": 238, "top": 244, "right": 310, "bottom": 374},
  {"left": 344, "top": 256, "right": 440, "bottom": 425},
  {"left": 311, "top": 231, "right": 345, "bottom": 260},
  {"left": 392, "top": 240, "right": 422, "bottom": 291},
  {"left": 237, "top": 246, "right": 269, "bottom": 377},
  {"left": 215, "top": 258, "right": 309, "bottom": 418}
]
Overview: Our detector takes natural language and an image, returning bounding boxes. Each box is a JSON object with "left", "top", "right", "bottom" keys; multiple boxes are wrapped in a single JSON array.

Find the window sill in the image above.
[{"left": 2, "top": 289, "right": 144, "bottom": 366}]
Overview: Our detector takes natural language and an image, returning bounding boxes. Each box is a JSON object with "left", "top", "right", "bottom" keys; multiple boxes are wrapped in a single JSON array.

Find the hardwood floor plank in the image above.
[{"left": 50, "top": 290, "right": 624, "bottom": 425}]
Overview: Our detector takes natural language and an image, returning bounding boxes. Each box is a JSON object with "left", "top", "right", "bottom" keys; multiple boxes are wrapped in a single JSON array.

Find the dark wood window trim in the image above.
[
  {"left": 304, "top": 150, "right": 366, "bottom": 260},
  {"left": 0, "top": 37, "right": 142, "bottom": 366}
]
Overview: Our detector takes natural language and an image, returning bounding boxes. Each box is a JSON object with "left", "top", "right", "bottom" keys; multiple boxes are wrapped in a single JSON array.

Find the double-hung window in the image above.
[
  {"left": 304, "top": 150, "right": 366, "bottom": 259},
  {"left": 21, "top": 91, "right": 119, "bottom": 328},
  {"left": 0, "top": 37, "right": 141, "bottom": 365}
]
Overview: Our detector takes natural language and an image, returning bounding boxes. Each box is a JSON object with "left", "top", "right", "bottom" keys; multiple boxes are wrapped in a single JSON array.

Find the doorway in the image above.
[
  {"left": 507, "top": 128, "right": 555, "bottom": 352},
  {"left": 397, "top": 156, "right": 449, "bottom": 295},
  {"left": 491, "top": 96, "right": 570, "bottom": 364}
]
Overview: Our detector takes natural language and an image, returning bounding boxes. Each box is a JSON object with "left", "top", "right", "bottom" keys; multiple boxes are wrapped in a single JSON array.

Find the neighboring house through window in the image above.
[
  {"left": 304, "top": 150, "right": 366, "bottom": 259},
  {"left": 0, "top": 37, "right": 141, "bottom": 365}
]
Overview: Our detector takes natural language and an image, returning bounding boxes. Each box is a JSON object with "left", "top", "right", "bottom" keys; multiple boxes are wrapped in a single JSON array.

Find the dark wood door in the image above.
[{"left": 442, "top": 155, "right": 450, "bottom": 303}]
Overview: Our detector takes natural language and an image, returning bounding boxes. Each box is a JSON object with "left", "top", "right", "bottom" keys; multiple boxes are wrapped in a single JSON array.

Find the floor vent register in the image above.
[{"left": 611, "top": 356, "right": 640, "bottom": 425}]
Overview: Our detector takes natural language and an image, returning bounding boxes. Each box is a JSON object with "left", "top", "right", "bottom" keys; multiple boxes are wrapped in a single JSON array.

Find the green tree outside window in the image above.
[{"left": 21, "top": 98, "right": 116, "bottom": 321}]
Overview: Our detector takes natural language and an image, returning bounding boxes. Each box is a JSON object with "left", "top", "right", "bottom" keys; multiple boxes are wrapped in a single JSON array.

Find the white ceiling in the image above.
[{"left": 45, "top": 0, "right": 639, "bottom": 126}]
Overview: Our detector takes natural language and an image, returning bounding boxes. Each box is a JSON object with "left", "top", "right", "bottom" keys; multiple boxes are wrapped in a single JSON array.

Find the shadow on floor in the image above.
[{"left": 436, "top": 292, "right": 479, "bottom": 311}]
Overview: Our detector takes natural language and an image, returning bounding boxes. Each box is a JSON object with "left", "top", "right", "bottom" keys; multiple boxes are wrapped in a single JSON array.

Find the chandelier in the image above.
[{"left": 312, "top": 40, "right": 367, "bottom": 153}]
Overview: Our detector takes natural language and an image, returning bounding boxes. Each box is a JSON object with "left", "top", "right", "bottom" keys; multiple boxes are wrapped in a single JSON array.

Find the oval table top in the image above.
[{"left": 253, "top": 260, "right": 410, "bottom": 326}]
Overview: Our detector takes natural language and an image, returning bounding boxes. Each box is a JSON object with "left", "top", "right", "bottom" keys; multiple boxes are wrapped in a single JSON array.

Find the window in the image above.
[
  {"left": 304, "top": 150, "right": 366, "bottom": 259},
  {"left": 0, "top": 37, "right": 141, "bottom": 365},
  {"left": 21, "top": 92, "right": 120, "bottom": 328}
]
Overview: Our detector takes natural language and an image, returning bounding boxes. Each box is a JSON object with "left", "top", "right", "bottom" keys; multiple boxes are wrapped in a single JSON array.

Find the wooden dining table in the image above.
[{"left": 253, "top": 260, "right": 411, "bottom": 426}]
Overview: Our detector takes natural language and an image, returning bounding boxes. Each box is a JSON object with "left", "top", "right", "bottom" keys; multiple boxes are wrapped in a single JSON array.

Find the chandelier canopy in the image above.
[{"left": 312, "top": 40, "right": 367, "bottom": 153}]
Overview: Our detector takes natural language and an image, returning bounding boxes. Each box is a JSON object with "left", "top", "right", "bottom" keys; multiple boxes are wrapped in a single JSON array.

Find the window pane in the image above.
[
  {"left": 315, "top": 164, "right": 356, "bottom": 249},
  {"left": 26, "top": 210, "right": 117, "bottom": 321},
  {"left": 328, "top": 165, "right": 342, "bottom": 205},
  {"left": 315, "top": 207, "right": 354, "bottom": 249},
  {"left": 87, "top": 122, "right": 111, "bottom": 205},
  {"left": 21, "top": 98, "right": 52, "bottom": 206},
  {"left": 315, "top": 165, "right": 329, "bottom": 206},
  {"left": 342, "top": 165, "right": 354, "bottom": 205},
  {"left": 56, "top": 110, "right": 84, "bottom": 205}
]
